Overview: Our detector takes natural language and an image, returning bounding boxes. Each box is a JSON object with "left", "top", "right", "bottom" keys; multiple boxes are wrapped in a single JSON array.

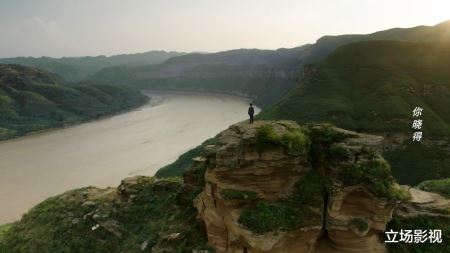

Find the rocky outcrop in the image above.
[
  {"left": 192, "top": 121, "right": 403, "bottom": 253},
  {"left": 395, "top": 186, "right": 450, "bottom": 219},
  {"left": 0, "top": 175, "right": 211, "bottom": 253}
]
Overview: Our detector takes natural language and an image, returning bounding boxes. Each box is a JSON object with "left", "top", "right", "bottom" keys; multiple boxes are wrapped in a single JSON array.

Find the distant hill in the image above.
[
  {"left": 0, "top": 64, "right": 148, "bottom": 140},
  {"left": 0, "top": 51, "right": 186, "bottom": 82},
  {"left": 91, "top": 46, "right": 311, "bottom": 107},
  {"left": 298, "top": 20, "right": 450, "bottom": 63},
  {"left": 259, "top": 40, "right": 450, "bottom": 184},
  {"left": 90, "top": 21, "right": 450, "bottom": 108}
]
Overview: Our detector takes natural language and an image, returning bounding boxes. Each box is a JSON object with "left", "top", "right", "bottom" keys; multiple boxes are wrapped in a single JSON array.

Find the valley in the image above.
[{"left": 0, "top": 91, "right": 255, "bottom": 223}]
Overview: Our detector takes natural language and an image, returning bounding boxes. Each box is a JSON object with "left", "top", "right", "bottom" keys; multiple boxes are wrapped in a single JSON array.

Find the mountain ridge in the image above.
[
  {"left": 0, "top": 64, "right": 148, "bottom": 140},
  {"left": 89, "top": 20, "right": 450, "bottom": 108},
  {"left": 0, "top": 51, "right": 187, "bottom": 82}
]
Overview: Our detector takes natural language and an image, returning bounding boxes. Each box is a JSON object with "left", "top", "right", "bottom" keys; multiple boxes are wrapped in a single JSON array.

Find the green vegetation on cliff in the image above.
[
  {"left": 0, "top": 224, "right": 11, "bottom": 242},
  {"left": 340, "top": 159, "right": 410, "bottom": 200},
  {"left": 238, "top": 201, "right": 320, "bottom": 234},
  {"left": 290, "top": 169, "right": 327, "bottom": 207},
  {"left": 259, "top": 41, "right": 450, "bottom": 184},
  {"left": 237, "top": 122, "right": 411, "bottom": 235},
  {"left": 306, "top": 124, "right": 410, "bottom": 201},
  {"left": 256, "top": 125, "right": 310, "bottom": 153},
  {"left": 0, "top": 64, "right": 148, "bottom": 140},
  {"left": 0, "top": 177, "right": 212, "bottom": 253},
  {"left": 238, "top": 170, "right": 324, "bottom": 234}
]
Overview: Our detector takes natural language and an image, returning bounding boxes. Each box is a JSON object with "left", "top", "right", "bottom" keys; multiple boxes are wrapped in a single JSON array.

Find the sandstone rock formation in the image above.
[{"left": 192, "top": 121, "right": 404, "bottom": 253}]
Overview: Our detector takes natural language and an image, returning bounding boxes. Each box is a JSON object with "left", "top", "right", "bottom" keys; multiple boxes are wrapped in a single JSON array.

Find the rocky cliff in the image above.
[
  {"left": 191, "top": 121, "right": 408, "bottom": 253},
  {"left": 2, "top": 121, "right": 449, "bottom": 253}
]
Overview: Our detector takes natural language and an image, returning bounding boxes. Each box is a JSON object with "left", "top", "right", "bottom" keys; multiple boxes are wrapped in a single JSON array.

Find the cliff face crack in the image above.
[
  {"left": 212, "top": 184, "right": 218, "bottom": 208},
  {"left": 322, "top": 192, "right": 329, "bottom": 232}
]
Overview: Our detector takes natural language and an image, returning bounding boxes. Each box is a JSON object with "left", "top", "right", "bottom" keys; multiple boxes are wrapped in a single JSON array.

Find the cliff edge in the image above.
[{"left": 192, "top": 121, "right": 408, "bottom": 253}]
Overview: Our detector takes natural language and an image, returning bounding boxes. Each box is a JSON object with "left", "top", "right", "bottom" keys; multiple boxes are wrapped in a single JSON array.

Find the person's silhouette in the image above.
[{"left": 248, "top": 103, "right": 254, "bottom": 124}]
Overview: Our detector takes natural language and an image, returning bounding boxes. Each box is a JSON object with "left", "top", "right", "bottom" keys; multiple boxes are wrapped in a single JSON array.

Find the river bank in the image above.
[{"left": 0, "top": 91, "right": 255, "bottom": 223}]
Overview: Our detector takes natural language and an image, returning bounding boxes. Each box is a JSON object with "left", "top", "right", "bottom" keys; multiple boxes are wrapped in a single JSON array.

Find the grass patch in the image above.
[
  {"left": 256, "top": 125, "right": 279, "bottom": 152},
  {"left": 290, "top": 170, "right": 327, "bottom": 207},
  {"left": 307, "top": 124, "right": 354, "bottom": 167},
  {"left": 329, "top": 144, "right": 352, "bottom": 160},
  {"left": 256, "top": 125, "right": 310, "bottom": 153},
  {"left": 308, "top": 124, "right": 350, "bottom": 145},
  {"left": 340, "top": 159, "right": 410, "bottom": 200},
  {"left": 417, "top": 178, "right": 450, "bottom": 198},
  {"left": 238, "top": 170, "right": 324, "bottom": 234},
  {"left": 238, "top": 201, "right": 320, "bottom": 234}
]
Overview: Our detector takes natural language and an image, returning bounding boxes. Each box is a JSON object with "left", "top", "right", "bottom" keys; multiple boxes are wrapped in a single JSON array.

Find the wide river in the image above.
[{"left": 0, "top": 91, "right": 258, "bottom": 224}]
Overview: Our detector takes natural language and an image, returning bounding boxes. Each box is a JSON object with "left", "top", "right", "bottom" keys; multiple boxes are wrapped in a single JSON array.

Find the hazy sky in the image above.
[{"left": 0, "top": 0, "right": 449, "bottom": 58}]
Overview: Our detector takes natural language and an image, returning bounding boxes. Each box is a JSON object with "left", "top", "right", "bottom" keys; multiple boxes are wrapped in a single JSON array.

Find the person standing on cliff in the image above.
[{"left": 248, "top": 103, "right": 255, "bottom": 124}]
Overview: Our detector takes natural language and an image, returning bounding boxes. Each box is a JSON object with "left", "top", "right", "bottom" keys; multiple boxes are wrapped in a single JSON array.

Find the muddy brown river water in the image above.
[{"left": 0, "top": 91, "right": 258, "bottom": 224}]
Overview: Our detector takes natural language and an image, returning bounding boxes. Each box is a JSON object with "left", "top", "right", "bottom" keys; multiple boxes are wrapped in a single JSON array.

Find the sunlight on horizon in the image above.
[{"left": 0, "top": 0, "right": 449, "bottom": 57}]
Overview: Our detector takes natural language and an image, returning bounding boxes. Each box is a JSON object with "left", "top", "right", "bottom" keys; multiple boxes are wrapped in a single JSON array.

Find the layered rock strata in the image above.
[{"left": 193, "top": 121, "right": 399, "bottom": 253}]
